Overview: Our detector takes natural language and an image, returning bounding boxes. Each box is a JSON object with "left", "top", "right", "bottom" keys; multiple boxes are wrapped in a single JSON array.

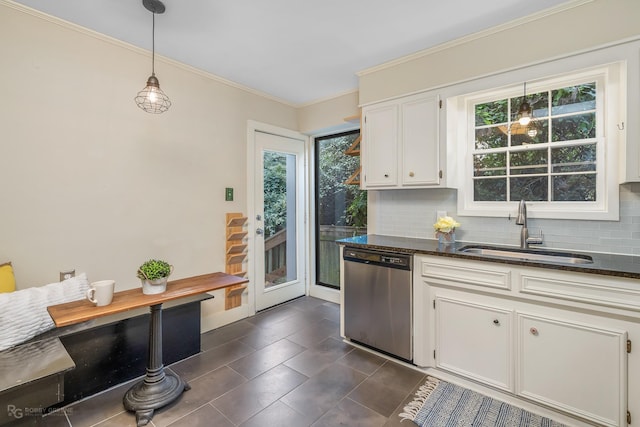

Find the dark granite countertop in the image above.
[{"left": 338, "top": 234, "right": 640, "bottom": 280}]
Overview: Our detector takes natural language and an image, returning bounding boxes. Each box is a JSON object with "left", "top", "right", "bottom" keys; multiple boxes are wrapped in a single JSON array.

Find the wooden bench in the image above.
[{"left": 0, "top": 294, "right": 209, "bottom": 425}]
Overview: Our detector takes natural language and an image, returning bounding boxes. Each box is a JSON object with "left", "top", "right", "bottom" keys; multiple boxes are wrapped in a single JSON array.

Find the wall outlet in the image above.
[
  {"left": 60, "top": 269, "right": 75, "bottom": 281},
  {"left": 436, "top": 210, "right": 447, "bottom": 219}
]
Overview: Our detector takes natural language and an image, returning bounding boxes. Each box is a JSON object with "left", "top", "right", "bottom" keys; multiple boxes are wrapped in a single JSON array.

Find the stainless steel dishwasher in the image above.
[{"left": 343, "top": 247, "right": 412, "bottom": 361}]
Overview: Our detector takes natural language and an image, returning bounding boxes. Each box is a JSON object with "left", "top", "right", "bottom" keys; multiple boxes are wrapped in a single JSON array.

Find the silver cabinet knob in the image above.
[
  {"left": 493, "top": 319, "right": 500, "bottom": 325},
  {"left": 530, "top": 327, "right": 538, "bottom": 336},
  {"left": 384, "top": 173, "right": 389, "bottom": 178}
]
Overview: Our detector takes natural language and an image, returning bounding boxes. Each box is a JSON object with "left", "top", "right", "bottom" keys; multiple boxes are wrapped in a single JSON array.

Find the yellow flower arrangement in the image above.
[{"left": 433, "top": 216, "right": 460, "bottom": 234}]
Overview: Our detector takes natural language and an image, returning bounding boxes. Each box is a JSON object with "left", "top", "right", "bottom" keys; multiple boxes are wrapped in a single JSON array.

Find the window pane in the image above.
[
  {"left": 467, "top": 76, "right": 603, "bottom": 209},
  {"left": 553, "top": 174, "right": 596, "bottom": 201},
  {"left": 474, "top": 153, "right": 506, "bottom": 177},
  {"left": 263, "top": 151, "right": 297, "bottom": 287},
  {"left": 552, "top": 144, "right": 596, "bottom": 173},
  {"left": 510, "top": 176, "right": 548, "bottom": 201},
  {"left": 474, "top": 178, "right": 506, "bottom": 201},
  {"left": 475, "top": 100, "right": 508, "bottom": 126},
  {"left": 475, "top": 126, "right": 508, "bottom": 149},
  {"left": 551, "top": 83, "right": 596, "bottom": 115},
  {"left": 510, "top": 149, "right": 548, "bottom": 175},
  {"left": 552, "top": 113, "right": 596, "bottom": 141}
]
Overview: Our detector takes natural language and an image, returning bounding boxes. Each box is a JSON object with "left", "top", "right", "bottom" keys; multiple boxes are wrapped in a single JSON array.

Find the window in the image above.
[
  {"left": 453, "top": 63, "right": 624, "bottom": 220},
  {"left": 315, "top": 130, "right": 366, "bottom": 289},
  {"left": 474, "top": 81, "right": 597, "bottom": 202}
]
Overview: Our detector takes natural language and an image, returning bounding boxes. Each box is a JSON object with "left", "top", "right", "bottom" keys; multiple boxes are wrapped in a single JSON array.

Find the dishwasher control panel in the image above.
[{"left": 343, "top": 247, "right": 411, "bottom": 270}]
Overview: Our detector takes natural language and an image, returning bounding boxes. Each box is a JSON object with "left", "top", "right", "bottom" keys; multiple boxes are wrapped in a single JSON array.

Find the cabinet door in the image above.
[
  {"left": 517, "top": 313, "right": 627, "bottom": 427},
  {"left": 362, "top": 104, "right": 398, "bottom": 188},
  {"left": 401, "top": 94, "right": 440, "bottom": 186},
  {"left": 436, "top": 296, "right": 513, "bottom": 391}
]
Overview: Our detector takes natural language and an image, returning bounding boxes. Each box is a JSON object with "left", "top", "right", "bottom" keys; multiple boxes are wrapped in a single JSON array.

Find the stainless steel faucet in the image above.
[{"left": 515, "top": 200, "right": 543, "bottom": 249}]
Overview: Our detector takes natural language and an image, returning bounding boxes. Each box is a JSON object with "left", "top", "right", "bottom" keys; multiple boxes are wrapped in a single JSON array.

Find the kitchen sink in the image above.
[{"left": 457, "top": 245, "right": 594, "bottom": 265}]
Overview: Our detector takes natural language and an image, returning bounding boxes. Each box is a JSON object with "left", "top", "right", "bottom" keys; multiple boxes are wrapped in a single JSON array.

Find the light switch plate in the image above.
[{"left": 225, "top": 187, "right": 234, "bottom": 201}]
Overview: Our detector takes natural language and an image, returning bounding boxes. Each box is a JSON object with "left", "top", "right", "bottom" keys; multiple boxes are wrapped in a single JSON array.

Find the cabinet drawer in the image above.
[
  {"left": 520, "top": 270, "right": 640, "bottom": 312},
  {"left": 421, "top": 258, "right": 511, "bottom": 290}
]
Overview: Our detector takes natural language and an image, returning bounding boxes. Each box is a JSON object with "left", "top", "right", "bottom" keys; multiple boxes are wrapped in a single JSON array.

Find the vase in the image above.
[
  {"left": 437, "top": 231, "right": 455, "bottom": 245},
  {"left": 141, "top": 277, "right": 168, "bottom": 295}
]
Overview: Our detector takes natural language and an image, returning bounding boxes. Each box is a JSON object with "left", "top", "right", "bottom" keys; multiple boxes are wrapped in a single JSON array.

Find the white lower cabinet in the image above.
[
  {"left": 435, "top": 295, "right": 513, "bottom": 391},
  {"left": 415, "top": 255, "right": 635, "bottom": 426},
  {"left": 517, "top": 313, "right": 627, "bottom": 427}
]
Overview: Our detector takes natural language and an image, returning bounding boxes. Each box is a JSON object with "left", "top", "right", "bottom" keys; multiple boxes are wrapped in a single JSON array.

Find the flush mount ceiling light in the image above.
[
  {"left": 134, "top": 0, "right": 171, "bottom": 114},
  {"left": 516, "top": 82, "right": 532, "bottom": 126}
]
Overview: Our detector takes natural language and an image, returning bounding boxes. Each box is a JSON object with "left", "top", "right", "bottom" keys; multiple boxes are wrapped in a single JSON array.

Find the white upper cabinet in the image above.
[
  {"left": 361, "top": 91, "right": 442, "bottom": 189},
  {"left": 361, "top": 103, "right": 398, "bottom": 187},
  {"left": 401, "top": 93, "right": 440, "bottom": 186}
]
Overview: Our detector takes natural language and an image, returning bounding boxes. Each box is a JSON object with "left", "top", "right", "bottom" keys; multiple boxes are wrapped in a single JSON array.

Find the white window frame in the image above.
[{"left": 452, "top": 62, "right": 625, "bottom": 221}]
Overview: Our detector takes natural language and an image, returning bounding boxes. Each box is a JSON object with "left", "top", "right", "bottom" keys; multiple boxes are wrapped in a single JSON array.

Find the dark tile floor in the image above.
[{"left": 42, "top": 296, "right": 427, "bottom": 426}]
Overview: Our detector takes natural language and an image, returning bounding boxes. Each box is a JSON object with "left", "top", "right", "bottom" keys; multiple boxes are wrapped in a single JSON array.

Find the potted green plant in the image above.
[{"left": 137, "top": 259, "right": 173, "bottom": 295}]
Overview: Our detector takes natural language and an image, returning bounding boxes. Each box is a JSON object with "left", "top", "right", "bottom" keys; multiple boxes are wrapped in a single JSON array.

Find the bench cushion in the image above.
[
  {"left": 0, "top": 262, "right": 15, "bottom": 293},
  {"left": 0, "top": 273, "right": 89, "bottom": 351}
]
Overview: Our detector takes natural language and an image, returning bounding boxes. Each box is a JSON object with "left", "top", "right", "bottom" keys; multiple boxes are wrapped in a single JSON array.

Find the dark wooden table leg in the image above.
[{"left": 123, "top": 303, "right": 189, "bottom": 426}]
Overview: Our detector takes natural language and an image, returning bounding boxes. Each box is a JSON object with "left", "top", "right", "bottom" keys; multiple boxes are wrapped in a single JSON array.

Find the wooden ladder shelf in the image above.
[
  {"left": 224, "top": 213, "right": 248, "bottom": 310},
  {"left": 343, "top": 113, "right": 362, "bottom": 185}
]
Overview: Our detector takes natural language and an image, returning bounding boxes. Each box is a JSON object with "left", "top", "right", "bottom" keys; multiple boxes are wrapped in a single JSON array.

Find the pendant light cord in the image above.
[{"left": 151, "top": 12, "right": 155, "bottom": 75}]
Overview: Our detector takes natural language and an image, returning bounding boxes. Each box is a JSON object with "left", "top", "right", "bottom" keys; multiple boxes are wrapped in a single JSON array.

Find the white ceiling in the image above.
[{"left": 12, "top": 0, "right": 574, "bottom": 106}]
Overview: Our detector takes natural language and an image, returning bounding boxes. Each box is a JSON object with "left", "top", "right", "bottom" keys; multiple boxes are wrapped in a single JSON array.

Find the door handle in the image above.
[{"left": 256, "top": 228, "right": 264, "bottom": 235}]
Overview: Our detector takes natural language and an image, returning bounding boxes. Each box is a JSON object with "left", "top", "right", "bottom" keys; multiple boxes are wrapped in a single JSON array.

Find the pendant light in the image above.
[
  {"left": 516, "top": 82, "right": 532, "bottom": 126},
  {"left": 134, "top": 0, "right": 171, "bottom": 114}
]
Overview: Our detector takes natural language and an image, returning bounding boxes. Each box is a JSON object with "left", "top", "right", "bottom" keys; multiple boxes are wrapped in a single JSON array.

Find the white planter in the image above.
[{"left": 141, "top": 277, "right": 168, "bottom": 295}]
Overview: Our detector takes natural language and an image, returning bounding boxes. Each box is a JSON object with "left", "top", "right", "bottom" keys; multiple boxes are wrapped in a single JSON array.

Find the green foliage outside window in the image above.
[
  {"left": 317, "top": 133, "right": 367, "bottom": 228},
  {"left": 473, "top": 82, "right": 597, "bottom": 203},
  {"left": 263, "top": 151, "right": 288, "bottom": 238}
]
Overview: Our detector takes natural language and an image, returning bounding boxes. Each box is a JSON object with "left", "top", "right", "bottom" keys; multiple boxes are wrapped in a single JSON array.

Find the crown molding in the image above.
[
  {"left": 357, "top": 0, "right": 594, "bottom": 77},
  {"left": 298, "top": 88, "right": 359, "bottom": 109},
  {"left": 1, "top": 0, "right": 298, "bottom": 108}
]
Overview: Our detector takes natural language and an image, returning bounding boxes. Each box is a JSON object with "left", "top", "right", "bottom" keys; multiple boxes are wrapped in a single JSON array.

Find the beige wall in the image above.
[
  {"left": 0, "top": 2, "right": 298, "bottom": 290},
  {"left": 358, "top": 0, "right": 640, "bottom": 105},
  {"left": 297, "top": 91, "right": 360, "bottom": 135}
]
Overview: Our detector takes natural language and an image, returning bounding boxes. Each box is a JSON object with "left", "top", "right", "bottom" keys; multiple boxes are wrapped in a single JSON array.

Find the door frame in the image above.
[{"left": 247, "top": 120, "right": 309, "bottom": 314}]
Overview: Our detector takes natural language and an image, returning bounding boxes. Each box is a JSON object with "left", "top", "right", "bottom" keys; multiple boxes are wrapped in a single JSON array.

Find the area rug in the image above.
[{"left": 399, "top": 376, "right": 566, "bottom": 427}]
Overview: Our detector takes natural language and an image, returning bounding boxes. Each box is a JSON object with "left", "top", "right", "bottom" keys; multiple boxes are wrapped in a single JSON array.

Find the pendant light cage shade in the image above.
[
  {"left": 517, "top": 82, "right": 532, "bottom": 126},
  {"left": 134, "top": 0, "right": 170, "bottom": 114},
  {"left": 517, "top": 101, "right": 532, "bottom": 126},
  {"left": 135, "top": 74, "right": 171, "bottom": 113}
]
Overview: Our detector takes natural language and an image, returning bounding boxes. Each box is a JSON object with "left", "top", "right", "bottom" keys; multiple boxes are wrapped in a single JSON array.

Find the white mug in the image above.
[{"left": 86, "top": 280, "right": 115, "bottom": 306}]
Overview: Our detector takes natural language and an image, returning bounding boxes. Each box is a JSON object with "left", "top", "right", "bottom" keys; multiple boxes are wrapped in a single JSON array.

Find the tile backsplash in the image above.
[{"left": 371, "top": 183, "right": 640, "bottom": 256}]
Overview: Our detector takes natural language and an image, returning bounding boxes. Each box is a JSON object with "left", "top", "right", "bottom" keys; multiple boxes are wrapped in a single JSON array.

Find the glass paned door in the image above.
[
  {"left": 263, "top": 150, "right": 297, "bottom": 288},
  {"left": 315, "top": 130, "right": 367, "bottom": 289},
  {"left": 254, "top": 130, "right": 306, "bottom": 311}
]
